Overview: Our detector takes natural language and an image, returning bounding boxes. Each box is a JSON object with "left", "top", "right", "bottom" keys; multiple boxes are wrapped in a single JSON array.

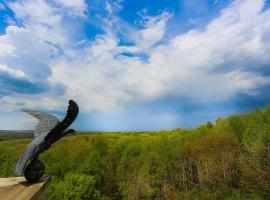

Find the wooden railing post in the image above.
[{"left": 0, "top": 176, "right": 50, "bottom": 200}]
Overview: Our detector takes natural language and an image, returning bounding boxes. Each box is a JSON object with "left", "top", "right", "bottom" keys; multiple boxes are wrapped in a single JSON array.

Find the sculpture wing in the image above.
[
  {"left": 44, "top": 100, "right": 79, "bottom": 141},
  {"left": 22, "top": 109, "right": 60, "bottom": 137},
  {"left": 14, "top": 134, "right": 46, "bottom": 175}
]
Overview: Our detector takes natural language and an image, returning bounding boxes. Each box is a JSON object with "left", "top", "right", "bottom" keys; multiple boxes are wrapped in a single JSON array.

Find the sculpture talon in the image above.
[{"left": 14, "top": 100, "right": 79, "bottom": 182}]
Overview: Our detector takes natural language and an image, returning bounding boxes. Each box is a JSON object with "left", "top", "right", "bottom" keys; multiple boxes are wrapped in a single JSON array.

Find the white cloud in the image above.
[
  {"left": 8, "top": 0, "right": 79, "bottom": 46},
  {"left": 0, "top": 0, "right": 270, "bottom": 115},
  {"left": 105, "top": 0, "right": 123, "bottom": 15},
  {"left": 0, "top": 25, "right": 57, "bottom": 81},
  {"left": 57, "top": 0, "right": 87, "bottom": 17},
  {"left": 0, "top": 111, "right": 36, "bottom": 130},
  {"left": 137, "top": 12, "right": 172, "bottom": 49},
  {"left": 0, "top": 3, "right": 5, "bottom": 10},
  {"left": 8, "top": 0, "right": 61, "bottom": 26},
  {"left": 0, "top": 42, "right": 15, "bottom": 56},
  {"left": 0, "top": 64, "right": 27, "bottom": 78},
  {"left": 0, "top": 95, "right": 64, "bottom": 112}
]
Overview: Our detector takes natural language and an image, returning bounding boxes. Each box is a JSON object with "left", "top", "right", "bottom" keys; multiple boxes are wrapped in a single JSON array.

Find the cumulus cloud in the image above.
[
  {"left": 57, "top": 0, "right": 87, "bottom": 17},
  {"left": 0, "top": 3, "right": 5, "bottom": 10},
  {"left": 8, "top": 0, "right": 84, "bottom": 46},
  {"left": 0, "top": 111, "right": 36, "bottom": 130},
  {"left": 105, "top": 0, "right": 123, "bottom": 15},
  {"left": 0, "top": 25, "right": 57, "bottom": 81},
  {"left": 0, "top": 64, "right": 26, "bottom": 78},
  {"left": 8, "top": 0, "right": 61, "bottom": 26},
  {"left": 0, "top": 0, "right": 270, "bottom": 116},
  {"left": 0, "top": 64, "right": 48, "bottom": 98},
  {"left": 137, "top": 11, "right": 172, "bottom": 49}
]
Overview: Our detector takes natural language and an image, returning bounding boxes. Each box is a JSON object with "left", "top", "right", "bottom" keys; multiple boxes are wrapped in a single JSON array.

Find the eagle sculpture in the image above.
[{"left": 14, "top": 100, "right": 79, "bottom": 182}]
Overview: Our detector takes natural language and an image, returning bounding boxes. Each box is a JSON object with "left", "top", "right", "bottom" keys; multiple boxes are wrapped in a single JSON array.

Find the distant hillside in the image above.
[
  {"left": 0, "top": 130, "right": 33, "bottom": 140},
  {"left": 0, "top": 130, "right": 154, "bottom": 140}
]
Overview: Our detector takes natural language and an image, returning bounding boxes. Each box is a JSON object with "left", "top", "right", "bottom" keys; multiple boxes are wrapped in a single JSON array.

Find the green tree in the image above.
[{"left": 49, "top": 174, "right": 101, "bottom": 200}]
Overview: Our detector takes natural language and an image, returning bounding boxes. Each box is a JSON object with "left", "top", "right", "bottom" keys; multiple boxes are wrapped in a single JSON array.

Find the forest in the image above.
[{"left": 0, "top": 105, "right": 270, "bottom": 200}]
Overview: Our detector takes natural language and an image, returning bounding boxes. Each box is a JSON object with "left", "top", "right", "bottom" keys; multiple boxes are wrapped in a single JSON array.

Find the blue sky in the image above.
[{"left": 0, "top": 0, "right": 270, "bottom": 131}]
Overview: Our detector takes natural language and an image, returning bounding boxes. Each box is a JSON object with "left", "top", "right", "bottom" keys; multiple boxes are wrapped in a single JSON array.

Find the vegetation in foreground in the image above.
[{"left": 1, "top": 105, "right": 270, "bottom": 199}]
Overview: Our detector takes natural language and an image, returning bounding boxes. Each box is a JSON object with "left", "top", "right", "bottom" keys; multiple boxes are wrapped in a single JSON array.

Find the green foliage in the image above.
[
  {"left": 1, "top": 104, "right": 270, "bottom": 199},
  {"left": 227, "top": 115, "right": 245, "bottom": 141},
  {"left": 49, "top": 174, "right": 101, "bottom": 200}
]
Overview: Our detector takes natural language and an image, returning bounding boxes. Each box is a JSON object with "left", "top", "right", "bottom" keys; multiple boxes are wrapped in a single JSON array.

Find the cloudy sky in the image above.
[{"left": 0, "top": 0, "right": 270, "bottom": 131}]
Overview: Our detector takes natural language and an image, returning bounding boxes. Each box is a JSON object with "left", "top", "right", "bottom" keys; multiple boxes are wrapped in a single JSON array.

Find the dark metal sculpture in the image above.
[{"left": 14, "top": 100, "right": 79, "bottom": 182}]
